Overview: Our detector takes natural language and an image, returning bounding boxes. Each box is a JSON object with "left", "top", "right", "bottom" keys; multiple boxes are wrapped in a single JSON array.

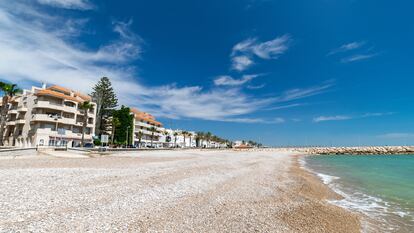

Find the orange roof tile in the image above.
[
  {"left": 36, "top": 89, "right": 85, "bottom": 103},
  {"left": 48, "top": 85, "right": 71, "bottom": 94},
  {"left": 131, "top": 108, "right": 163, "bottom": 127}
]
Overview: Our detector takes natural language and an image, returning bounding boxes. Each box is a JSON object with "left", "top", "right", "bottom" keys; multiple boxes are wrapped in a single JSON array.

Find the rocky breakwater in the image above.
[{"left": 295, "top": 146, "right": 414, "bottom": 155}]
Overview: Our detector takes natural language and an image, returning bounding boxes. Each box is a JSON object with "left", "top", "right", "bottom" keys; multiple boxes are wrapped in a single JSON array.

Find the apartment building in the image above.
[
  {"left": 130, "top": 108, "right": 163, "bottom": 147},
  {"left": 3, "top": 84, "right": 96, "bottom": 147},
  {"left": 159, "top": 129, "right": 196, "bottom": 148}
]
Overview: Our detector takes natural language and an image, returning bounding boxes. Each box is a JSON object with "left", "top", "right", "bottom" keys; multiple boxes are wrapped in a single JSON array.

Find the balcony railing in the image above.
[
  {"left": 33, "top": 101, "right": 77, "bottom": 113},
  {"left": 31, "top": 114, "right": 76, "bottom": 125},
  {"left": 35, "top": 128, "right": 92, "bottom": 139}
]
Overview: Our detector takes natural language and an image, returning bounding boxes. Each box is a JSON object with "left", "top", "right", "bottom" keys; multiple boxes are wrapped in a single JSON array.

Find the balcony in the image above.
[
  {"left": 135, "top": 128, "right": 162, "bottom": 137},
  {"left": 6, "top": 121, "right": 15, "bottom": 126},
  {"left": 31, "top": 114, "right": 76, "bottom": 125},
  {"left": 15, "top": 119, "right": 25, "bottom": 124},
  {"left": 33, "top": 101, "right": 77, "bottom": 113},
  {"left": 9, "top": 109, "right": 18, "bottom": 114},
  {"left": 17, "top": 106, "right": 28, "bottom": 112},
  {"left": 135, "top": 120, "right": 160, "bottom": 129},
  {"left": 35, "top": 128, "right": 92, "bottom": 139}
]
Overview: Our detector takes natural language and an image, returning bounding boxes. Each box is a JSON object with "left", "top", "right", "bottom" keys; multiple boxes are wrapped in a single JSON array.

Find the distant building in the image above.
[
  {"left": 3, "top": 84, "right": 96, "bottom": 147},
  {"left": 130, "top": 108, "right": 163, "bottom": 147},
  {"left": 160, "top": 129, "right": 196, "bottom": 148}
]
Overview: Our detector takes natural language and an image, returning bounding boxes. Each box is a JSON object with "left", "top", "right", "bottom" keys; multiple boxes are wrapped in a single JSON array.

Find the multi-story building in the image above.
[
  {"left": 159, "top": 129, "right": 196, "bottom": 148},
  {"left": 3, "top": 84, "right": 96, "bottom": 147},
  {"left": 130, "top": 108, "right": 164, "bottom": 148}
]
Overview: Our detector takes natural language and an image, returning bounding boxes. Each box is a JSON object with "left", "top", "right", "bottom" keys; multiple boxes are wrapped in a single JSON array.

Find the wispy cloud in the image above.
[
  {"left": 341, "top": 53, "right": 378, "bottom": 63},
  {"left": 0, "top": 2, "right": 330, "bottom": 124},
  {"left": 274, "top": 83, "right": 333, "bottom": 102},
  {"left": 219, "top": 117, "right": 285, "bottom": 124},
  {"left": 314, "top": 112, "right": 394, "bottom": 123},
  {"left": 328, "top": 41, "right": 365, "bottom": 55},
  {"left": 313, "top": 115, "right": 351, "bottom": 122},
  {"left": 214, "top": 74, "right": 259, "bottom": 86},
  {"left": 329, "top": 41, "right": 378, "bottom": 63},
  {"left": 37, "top": 0, "right": 94, "bottom": 10},
  {"left": 266, "top": 103, "right": 305, "bottom": 111},
  {"left": 231, "top": 34, "right": 291, "bottom": 71},
  {"left": 247, "top": 84, "right": 266, "bottom": 90},
  {"left": 377, "top": 133, "right": 414, "bottom": 139},
  {"left": 231, "top": 56, "right": 254, "bottom": 71}
]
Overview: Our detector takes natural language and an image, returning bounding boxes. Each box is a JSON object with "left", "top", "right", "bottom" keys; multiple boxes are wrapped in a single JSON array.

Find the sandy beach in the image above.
[{"left": 0, "top": 150, "right": 360, "bottom": 232}]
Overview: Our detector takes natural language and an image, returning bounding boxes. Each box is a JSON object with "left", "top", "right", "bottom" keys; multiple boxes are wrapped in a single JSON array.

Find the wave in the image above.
[{"left": 301, "top": 156, "right": 414, "bottom": 233}]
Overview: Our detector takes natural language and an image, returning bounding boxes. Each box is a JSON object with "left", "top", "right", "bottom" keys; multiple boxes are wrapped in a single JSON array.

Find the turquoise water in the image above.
[{"left": 305, "top": 155, "right": 414, "bottom": 232}]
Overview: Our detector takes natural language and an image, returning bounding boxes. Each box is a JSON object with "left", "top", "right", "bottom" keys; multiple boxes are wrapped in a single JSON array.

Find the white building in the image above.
[
  {"left": 3, "top": 84, "right": 96, "bottom": 147},
  {"left": 160, "top": 129, "right": 196, "bottom": 148},
  {"left": 131, "top": 108, "right": 164, "bottom": 148}
]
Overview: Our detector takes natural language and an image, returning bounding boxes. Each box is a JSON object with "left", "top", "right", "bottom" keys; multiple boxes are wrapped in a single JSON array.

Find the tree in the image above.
[
  {"left": 149, "top": 126, "right": 158, "bottom": 148},
  {"left": 205, "top": 132, "right": 212, "bottom": 148},
  {"left": 91, "top": 77, "right": 118, "bottom": 136},
  {"left": 111, "top": 117, "right": 121, "bottom": 144},
  {"left": 112, "top": 106, "right": 133, "bottom": 145},
  {"left": 137, "top": 130, "right": 143, "bottom": 148},
  {"left": 173, "top": 131, "right": 179, "bottom": 148},
  {"left": 79, "top": 101, "right": 94, "bottom": 147},
  {"left": 0, "top": 83, "right": 21, "bottom": 146},
  {"left": 162, "top": 130, "right": 170, "bottom": 147},
  {"left": 188, "top": 132, "right": 193, "bottom": 148},
  {"left": 182, "top": 131, "right": 188, "bottom": 148},
  {"left": 195, "top": 131, "right": 204, "bottom": 148}
]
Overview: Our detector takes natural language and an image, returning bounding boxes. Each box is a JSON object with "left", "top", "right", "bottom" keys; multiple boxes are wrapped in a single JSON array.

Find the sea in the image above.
[{"left": 303, "top": 155, "right": 414, "bottom": 232}]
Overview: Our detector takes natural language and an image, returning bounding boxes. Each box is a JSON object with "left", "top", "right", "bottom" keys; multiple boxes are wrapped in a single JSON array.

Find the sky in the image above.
[{"left": 1, "top": 0, "right": 414, "bottom": 146}]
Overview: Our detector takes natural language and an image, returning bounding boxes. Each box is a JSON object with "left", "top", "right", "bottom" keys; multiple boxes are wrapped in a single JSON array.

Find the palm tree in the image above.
[
  {"left": 182, "top": 131, "right": 188, "bottom": 148},
  {"left": 111, "top": 117, "right": 121, "bottom": 144},
  {"left": 137, "top": 130, "right": 143, "bottom": 148},
  {"left": 205, "top": 132, "right": 212, "bottom": 148},
  {"left": 188, "top": 132, "right": 193, "bottom": 148},
  {"left": 173, "top": 131, "right": 179, "bottom": 148},
  {"left": 79, "top": 101, "right": 93, "bottom": 147},
  {"left": 195, "top": 131, "right": 204, "bottom": 148},
  {"left": 0, "top": 82, "right": 21, "bottom": 146},
  {"left": 149, "top": 126, "right": 157, "bottom": 148},
  {"left": 162, "top": 130, "right": 170, "bottom": 147}
]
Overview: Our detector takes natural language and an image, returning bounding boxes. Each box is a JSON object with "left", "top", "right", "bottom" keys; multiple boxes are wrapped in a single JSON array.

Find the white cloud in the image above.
[
  {"left": 220, "top": 117, "right": 285, "bottom": 124},
  {"left": 0, "top": 2, "right": 330, "bottom": 124},
  {"left": 247, "top": 84, "right": 266, "bottom": 90},
  {"left": 231, "top": 55, "right": 254, "bottom": 71},
  {"left": 275, "top": 83, "right": 333, "bottom": 102},
  {"left": 328, "top": 41, "right": 378, "bottom": 63},
  {"left": 341, "top": 54, "right": 377, "bottom": 63},
  {"left": 37, "top": 0, "right": 94, "bottom": 10},
  {"left": 314, "top": 112, "right": 394, "bottom": 123},
  {"left": 266, "top": 103, "right": 304, "bottom": 111},
  {"left": 231, "top": 34, "right": 291, "bottom": 71},
  {"left": 313, "top": 115, "right": 351, "bottom": 122},
  {"left": 214, "top": 74, "right": 259, "bottom": 86},
  {"left": 328, "top": 41, "right": 365, "bottom": 55}
]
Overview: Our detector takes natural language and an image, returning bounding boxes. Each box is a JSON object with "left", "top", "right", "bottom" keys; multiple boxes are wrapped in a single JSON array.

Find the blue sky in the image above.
[{"left": 1, "top": 0, "right": 414, "bottom": 146}]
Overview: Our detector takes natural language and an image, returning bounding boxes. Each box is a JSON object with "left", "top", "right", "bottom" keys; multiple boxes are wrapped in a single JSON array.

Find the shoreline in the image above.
[
  {"left": 0, "top": 149, "right": 367, "bottom": 232},
  {"left": 289, "top": 154, "right": 362, "bottom": 233}
]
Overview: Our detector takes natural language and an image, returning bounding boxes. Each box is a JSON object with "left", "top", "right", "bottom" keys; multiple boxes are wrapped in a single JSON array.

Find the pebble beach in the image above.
[{"left": 0, "top": 150, "right": 360, "bottom": 232}]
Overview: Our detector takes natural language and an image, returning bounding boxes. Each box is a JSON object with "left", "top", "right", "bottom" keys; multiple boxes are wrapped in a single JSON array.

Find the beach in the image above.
[{"left": 0, "top": 150, "right": 360, "bottom": 232}]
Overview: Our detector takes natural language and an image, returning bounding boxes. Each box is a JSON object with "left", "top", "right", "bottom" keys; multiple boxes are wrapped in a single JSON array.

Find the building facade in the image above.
[
  {"left": 3, "top": 84, "right": 96, "bottom": 147},
  {"left": 159, "top": 129, "right": 197, "bottom": 148},
  {"left": 130, "top": 108, "right": 164, "bottom": 148}
]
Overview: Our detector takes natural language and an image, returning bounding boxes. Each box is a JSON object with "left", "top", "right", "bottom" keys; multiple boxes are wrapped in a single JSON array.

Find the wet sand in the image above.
[{"left": 0, "top": 150, "right": 360, "bottom": 232}]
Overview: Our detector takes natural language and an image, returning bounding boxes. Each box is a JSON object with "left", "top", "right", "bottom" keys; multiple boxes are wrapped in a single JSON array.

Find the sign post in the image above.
[{"left": 101, "top": 135, "right": 109, "bottom": 147}]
